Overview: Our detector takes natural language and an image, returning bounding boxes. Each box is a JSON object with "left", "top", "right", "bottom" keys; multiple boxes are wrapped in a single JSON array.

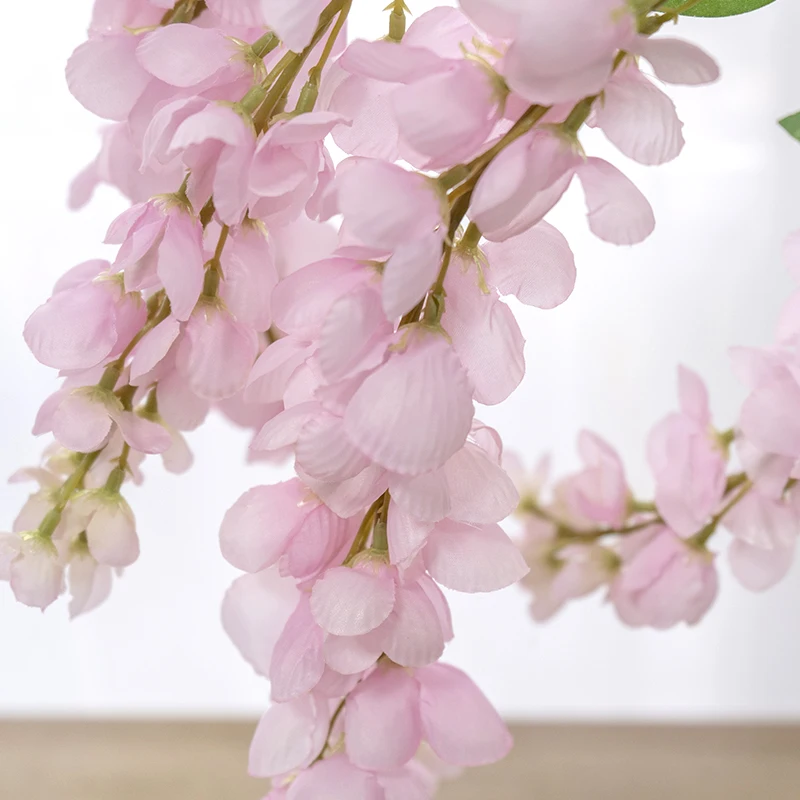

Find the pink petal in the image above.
[
  {"left": 344, "top": 336, "right": 475, "bottom": 475},
  {"left": 311, "top": 564, "right": 396, "bottom": 636},
  {"left": 389, "top": 469, "right": 451, "bottom": 524},
  {"left": 206, "top": 0, "right": 264, "bottom": 26},
  {"left": 424, "top": 521, "right": 529, "bottom": 593},
  {"left": 443, "top": 268, "right": 525, "bottom": 405},
  {"left": 272, "top": 257, "right": 367, "bottom": 337},
  {"left": 404, "top": 7, "right": 478, "bottom": 58},
  {"left": 577, "top": 157, "right": 655, "bottom": 245},
  {"left": 68, "top": 556, "right": 113, "bottom": 619},
  {"left": 340, "top": 39, "right": 447, "bottom": 84},
  {"left": 286, "top": 755, "right": 384, "bottom": 800},
  {"left": 245, "top": 337, "right": 314, "bottom": 404},
  {"left": 85, "top": 499, "right": 139, "bottom": 567},
  {"left": 376, "top": 582, "right": 445, "bottom": 668},
  {"left": 740, "top": 377, "right": 800, "bottom": 457},
  {"left": 594, "top": 67, "right": 684, "bottom": 166},
  {"left": 678, "top": 365, "right": 711, "bottom": 425},
  {"left": 136, "top": 25, "right": 234, "bottom": 87},
  {"left": 260, "top": 0, "right": 328, "bottom": 51},
  {"left": 443, "top": 444, "right": 520, "bottom": 525},
  {"left": 387, "top": 506, "right": 434, "bottom": 566},
  {"left": 113, "top": 411, "right": 171, "bottom": 455},
  {"left": 177, "top": 308, "right": 259, "bottom": 400},
  {"left": 297, "top": 414, "right": 373, "bottom": 484},
  {"left": 24, "top": 284, "right": 118, "bottom": 371},
  {"left": 249, "top": 695, "right": 328, "bottom": 778},
  {"left": 729, "top": 539, "right": 796, "bottom": 592},
  {"left": 53, "top": 259, "right": 110, "bottom": 292},
  {"left": 156, "top": 370, "right": 210, "bottom": 431},
  {"left": 346, "top": 667, "right": 422, "bottom": 771},
  {"left": 270, "top": 597, "right": 326, "bottom": 703},
  {"left": 300, "top": 464, "right": 390, "bottom": 520},
  {"left": 157, "top": 213, "right": 205, "bottom": 321},
  {"left": 482, "top": 221, "right": 576, "bottom": 309},
  {"left": 66, "top": 34, "right": 150, "bottom": 121},
  {"left": 283, "top": 504, "right": 350, "bottom": 581},
  {"left": 417, "top": 574, "right": 454, "bottom": 642},
  {"left": 382, "top": 230, "right": 444, "bottom": 320},
  {"left": 336, "top": 160, "right": 443, "bottom": 251},
  {"left": 10, "top": 539, "right": 64, "bottom": 610},
  {"left": 416, "top": 663, "right": 513, "bottom": 766},
  {"left": 219, "top": 481, "right": 312, "bottom": 572},
  {"left": 319, "top": 286, "right": 392, "bottom": 382},
  {"left": 129, "top": 317, "right": 181, "bottom": 384},
  {"left": 252, "top": 402, "right": 320, "bottom": 452},
  {"left": 52, "top": 392, "right": 113, "bottom": 453},
  {"left": 323, "top": 630, "right": 384, "bottom": 675},
  {"left": 635, "top": 37, "right": 720, "bottom": 86},
  {"left": 220, "top": 228, "right": 278, "bottom": 331},
  {"left": 221, "top": 569, "right": 300, "bottom": 677}
]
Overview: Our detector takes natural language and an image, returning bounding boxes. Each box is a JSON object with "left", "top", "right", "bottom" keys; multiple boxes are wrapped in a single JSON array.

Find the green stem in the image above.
[
  {"left": 387, "top": 0, "right": 408, "bottom": 41},
  {"left": 344, "top": 496, "right": 384, "bottom": 563}
]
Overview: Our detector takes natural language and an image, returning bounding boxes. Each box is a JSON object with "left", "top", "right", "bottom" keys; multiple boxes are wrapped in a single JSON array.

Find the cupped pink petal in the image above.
[
  {"left": 85, "top": 499, "right": 139, "bottom": 567},
  {"left": 260, "top": 0, "right": 328, "bottom": 51},
  {"left": 635, "top": 37, "right": 720, "bottom": 86},
  {"left": 301, "top": 463, "right": 390, "bottom": 520},
  {"left": 424, "top": 521, "right": 529, "bottom": 593},
  {"left": 319, "top": 286, "right": 392, "bottom": 382},
  {"left": 417, "top": 574, "right": 454, "bottom": 642},
  {"left": 740, "top": 377, "right": 800, "bottom": 457},
  {"left": 311, "top": 564, "right": 396, "bottom": 636},
  {"left": 113, "top": 411, "right": 172, "bottom": 455},
  {"left": 137, "top": 24, "right": 234, "bottom": 87},
  {"left": 678, "top": 365, "right": 711, "bottom": 425},
  {"left": 177, "top": 307, "right": 259, "bottom": 400},
  {"left": 443, "top": 268, "right": 525, "bottom": 405},
  {"left": 170, "top": 104, "right": 250, "bottom": 155},
  {"left": 382, "top": 231, "right": 444, "bottom": 320},
  {"left": 219, "top": 480, "right": 312, "bottom": 572},
  {"left": 346, "top": 667, "right": 423, "bottom": 771},
  {"left": 340, "top": 39, "right": 447, "bottom": 84},
  {"left": 157, "top": 213, "right": 205, "bottom": 321},
  {"left": 391, "top": 62, "right": 496, "bottom": 168},
  {"left": 252, "top": 402, "right": 320, "bottom": 452},
  {"left": 68, "top": 556, "right": 113, "bottom": 619},
  {"left": 53, "top": 259, "right": 110, "bottom": 292},
  {"left": 404, "top": 6, "right": 478, "bottom": 58},
  {"left": 286, "top": 754, "right": 384, "bottom": 800},
  {"left": 206, "top": 0, "right": 265, "bottom": 25},
  {"left": 52, "top": 392, "right": 114, "bottom": 453},
  {"left": 323, "top": 630, "right": 384, "bottom": 675},
  {"left": 297, "top": 414, "right": 373, "bottom": 484},
  {"left": 284, "top": 504, "right": 350, "bottom": 581},
  {"left": 482, "top": 221, "right": 576, "bottom": 309},
  {"left": 594, "top": 67, "right": 684, "bottom": 166},
  {"left": 249, "top": 695, "right": 328, "bottom": 778},
  {"left": 66, "top": 34, "right": 151, "bottom": 121},
  {"left": 222, "top": 568, "right": 300, "bottom": 677},
  {"left": 270, "top": 597, "right": 326, "bottom": 703},
  {"left": 220, "top": 227, "right": 278, "bottom": 331},
  {"left": 443, "top": 444, "right": 520, "bottom": 525},
  {"left": 10, "top": 539, "right": 64, "bottom": 610},
  {"left": 344, "top": 336, "right": 474, "bottom": 476},
  {"left": 729, "top": 539, "right": 796, "bottom": 592},
  {"left": 458, "top": 0, "right": 521, "bottom": 38},
  {"left": 24, "top": 284, "right": 118, "bottom": 371},
  {"left": 129, "top": 317, "right": 181, "bottom": 384},
  {"left": 576, "top": 157, "right": 655, "bottom": 245},
  {"left": 376, "top": 583, "right": 445, "bottom": 668},
  {"left": 156, "top": 370, "right": 210, "bottom": 431},
  {"left": 245, "top": 337, "right": 315, "bottom": 404},
  {"left": 142, "top": 96, "right": 210, "bottom": 167},
  {"left": 387, "top": 507, "right": 434, "bottom": 566},
  {"left": 416, "top": 663, "right": 513, "bottom": 766},
  {"left": 336, "top": 160, "right": 443, "bottom": 250}
]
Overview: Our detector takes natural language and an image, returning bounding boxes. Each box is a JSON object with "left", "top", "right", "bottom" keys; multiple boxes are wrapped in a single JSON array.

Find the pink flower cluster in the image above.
[{"left": 3, "top": 0, "right": 795, "bottom": 795}]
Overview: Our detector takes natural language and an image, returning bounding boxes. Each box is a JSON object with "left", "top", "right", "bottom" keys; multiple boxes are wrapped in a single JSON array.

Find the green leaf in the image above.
[
  {"left": 779, "top": 112, "right": 800, "bottom": 142},
  {"left": 663, "top": 0, "right": 778, "bottom": 17}
]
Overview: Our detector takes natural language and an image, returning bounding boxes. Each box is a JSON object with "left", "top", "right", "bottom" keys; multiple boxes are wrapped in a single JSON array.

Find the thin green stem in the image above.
[
  {"left": 344, "top": 495, "right": 384, "bottom": 563},
  {"left": 311, "top": 698, "right": 347, "bottom": 765}
]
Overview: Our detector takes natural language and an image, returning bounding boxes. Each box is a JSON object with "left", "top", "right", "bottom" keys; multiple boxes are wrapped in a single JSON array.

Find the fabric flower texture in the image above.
[{"left": 4, "top": 0, "right": 797, "bottom": 798}]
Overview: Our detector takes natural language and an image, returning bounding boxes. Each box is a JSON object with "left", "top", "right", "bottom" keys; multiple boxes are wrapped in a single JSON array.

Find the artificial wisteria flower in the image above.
[{"left": 4, "top": 1, "right": 796, "bottom": 797}]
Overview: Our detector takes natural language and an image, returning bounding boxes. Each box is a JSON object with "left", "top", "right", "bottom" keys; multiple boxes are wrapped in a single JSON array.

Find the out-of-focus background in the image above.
[{"left": 1, "top": 0, "right": 799, "bottom": 745}]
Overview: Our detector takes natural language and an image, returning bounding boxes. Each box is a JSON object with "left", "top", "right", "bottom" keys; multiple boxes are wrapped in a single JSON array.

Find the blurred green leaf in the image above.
[
  {"left": 779, "top": 112, "right": 800, "bottom": 142},
  {"left": 662, "top": 0, "right": 777, "bottom": 17}
]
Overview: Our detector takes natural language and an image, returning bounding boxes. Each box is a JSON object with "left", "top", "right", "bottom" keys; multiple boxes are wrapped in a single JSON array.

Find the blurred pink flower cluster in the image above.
[{"left": 1, "top": 0, "right": 796, "bottom": 796}]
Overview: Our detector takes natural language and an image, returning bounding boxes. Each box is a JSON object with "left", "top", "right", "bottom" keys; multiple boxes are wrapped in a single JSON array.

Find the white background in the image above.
[{"left": 1, "top": 1, "right": 800, "bottom": 721}]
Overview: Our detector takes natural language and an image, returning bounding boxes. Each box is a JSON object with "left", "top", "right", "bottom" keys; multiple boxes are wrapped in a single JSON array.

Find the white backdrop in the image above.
[{"left": 2, "top": 1, "right": 800, "bottom": 720}]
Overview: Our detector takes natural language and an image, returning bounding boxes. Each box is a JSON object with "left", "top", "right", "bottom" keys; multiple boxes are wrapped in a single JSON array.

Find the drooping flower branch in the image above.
[{"left": 2, "top": 0, "right": 796, "bottom": 797}]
